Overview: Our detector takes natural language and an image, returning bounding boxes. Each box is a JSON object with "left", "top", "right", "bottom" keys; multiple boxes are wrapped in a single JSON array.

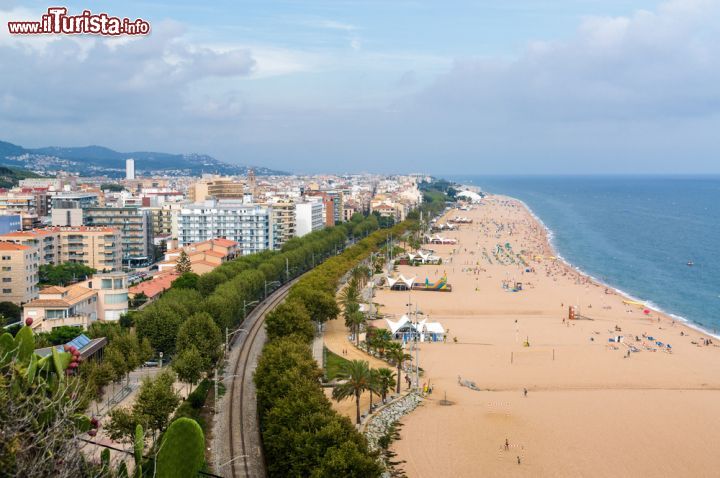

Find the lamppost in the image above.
[
  {"left": 243, "top": 299, "right": 259, "bottom": 320},
  {"left": 264, "top": 280, "right": 281, "bottom": 299},
  {"left": 213, "top": 370, "right": 245, "bottom": 471},
  {"left": 225, "top": 328, "right": 247, "bottom": 353},
  {"left": 159, "top": 351, "right": 164, "bottom": 369}
]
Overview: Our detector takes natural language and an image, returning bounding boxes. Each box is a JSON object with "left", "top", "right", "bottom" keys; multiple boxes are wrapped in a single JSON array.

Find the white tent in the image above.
[
  {"left": 386, "top": 315, "right": 413, "bottom": 335},
  {"left": 457, "top": 190, "right": 483, "bottom": 203},
  {"left": 386, "top": 274, "right": 416, "bottom": 290}
]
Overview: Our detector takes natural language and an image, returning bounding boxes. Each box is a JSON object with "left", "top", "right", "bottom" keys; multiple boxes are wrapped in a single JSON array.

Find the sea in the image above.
[{"left": 443, "top": 175, "right": 720, "bottom": 336}]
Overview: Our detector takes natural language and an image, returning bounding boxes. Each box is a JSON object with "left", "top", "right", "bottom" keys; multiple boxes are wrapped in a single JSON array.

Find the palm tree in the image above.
[
  {"left": 377, "top": 367, "right": 396, "bottom": 403},
  {"left": 332, "top": 360, "right": 373, "bottom": 425},
  {"left": 368, "top": 368, "right": 381, "bottom": 414},
  {"left": 339, "top": 279, "right": 361, "bottom": 310},
  {"left": 350, "top": 266, "right": 367, "bottom": 288},
  {"left": 386, "top": 342, "right": 412, "bottom": 393},
  {"left": 346, "top": 309, "right": 366, "bottom": 347},
  {"left": 373, "top": 329, "right": 392, "bottom": 358}
]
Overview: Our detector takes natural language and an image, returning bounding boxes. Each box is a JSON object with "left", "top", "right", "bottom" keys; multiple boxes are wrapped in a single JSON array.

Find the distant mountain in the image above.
[{"left": 0, "top": 140, "right": 288, "bottom": 178}]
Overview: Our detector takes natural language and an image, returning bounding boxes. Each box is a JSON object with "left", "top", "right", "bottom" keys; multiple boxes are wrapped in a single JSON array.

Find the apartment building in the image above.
[
  {"left": 295, "top": 201, "right": 325, "bottom": 237},
  {"left": 84, "top": 207, "right": 153, "bottom": 264},
  {"left": 0, "top": 230, "right": 60, "bottom": 266},
  {"left": 52, "top": 227, "right": 122, "bottom": 271},
  {"left": 0, "top": 242, "right": 39, "bottom": 305},
  {"left": 146, "top": 203, "right": 182, "bottom": 241},
  {"left": 0, "top": 227, "right": 121, "bottom": 271},
  {"left": 269, "top": 202, "right": 296, "bottom": 246},
  {"left": 189, "top": 176, "right": 246, "bottom": 202},
  {"left": 0, "top": 192, "right": 35, "bottom": 214},
  {"left": 177, "top": 199, "right": 275, "bottom": 254}
]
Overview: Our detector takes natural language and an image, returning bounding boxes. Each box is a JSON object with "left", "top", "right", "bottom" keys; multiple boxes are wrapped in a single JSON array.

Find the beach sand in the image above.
[{"left": 329, "top": 195, "right": 720, "bottom": 477}]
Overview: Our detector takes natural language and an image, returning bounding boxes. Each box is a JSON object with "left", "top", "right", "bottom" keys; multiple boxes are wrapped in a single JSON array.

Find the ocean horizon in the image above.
[{"left": 443, "top": 174, "right": 720, "bottom": 336}]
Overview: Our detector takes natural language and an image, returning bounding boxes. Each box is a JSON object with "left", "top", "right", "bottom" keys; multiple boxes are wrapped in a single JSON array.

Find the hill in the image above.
[
  {"left": 0, "top": 166, "right": 42, "bottom": 189},
  {"left": 0, "top": 140, "right": 287, "bottom": 177}
]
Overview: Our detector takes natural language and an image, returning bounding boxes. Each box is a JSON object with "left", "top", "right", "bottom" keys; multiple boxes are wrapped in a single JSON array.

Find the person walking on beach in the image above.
[
  {"left": 523, "top": 388, "right": 528, "bottom": 398},
  {"left": 505, "top": 439, "right": 510, "bottom": 451},
  {"left": 517, "top": 456, "right": 521, "bottom": 465}
]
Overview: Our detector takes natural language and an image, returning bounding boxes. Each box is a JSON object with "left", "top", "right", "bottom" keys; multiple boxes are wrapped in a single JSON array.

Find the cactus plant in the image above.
[
  {"left": 133, "top": 424, "right": 144, "bottom": 478},
  {"left": 101, "top": 448, "right": 111, "bottom": 472},
  {"left": 155, "top": 418, "right": 205, "bottom": 478}
]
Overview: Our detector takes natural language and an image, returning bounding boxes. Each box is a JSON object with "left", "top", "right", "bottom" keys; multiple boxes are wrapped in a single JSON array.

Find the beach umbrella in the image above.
[{"left": 643, "top": 309, "right": 650, "bottom": 315}]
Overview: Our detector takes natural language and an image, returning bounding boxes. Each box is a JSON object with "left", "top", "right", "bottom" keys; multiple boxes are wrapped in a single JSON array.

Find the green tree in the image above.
[
  {"left": 40, "top": 325, "right": 83, "bottom": 345},
  {"left": 339, "top": 279, "right": 361, "bottom": 311},
  {"left": 133, "top": 369, "right": 180, "bottom": 441},
  {"left": 171, "top": 272, "right": 199, "bottom": 290},
  {"left": 289, "top": 286, "right": 340, "bottom": 324},
  {"left": 106, "top": 407, "right": 144, "bottom": 445},
  {"left": 376, "top": 367, "right": 396, "bottom": 402},
  {"left": 385, "top": 343, "right": 412, "bottom": 393},
  {"left": 265, "top": 300, "right": 314, "bottom": 343},
  {"left": 346, "top": 309, "right": 366, "bottom": 347},
  {"left": 130, "top": 292, "right": 148, "bottom": 308},
  {"left": 0, "top": 301, "right": 21, "bottom": 325},
  {"left": 38, "top": 262, "right": 95, "bottom": 286},
  {"left": 135, "top": 306, "right": 183, "bottom": 355},
  {"left": 175, "top": 312, "right": 222, "bottom": 371},
  {"left": 172, "top": 345, "right": 204, "bottom": 396},
  {"left": 312, "top": 441, "right": 383, "bottom": 478},
  {"left": 332, "top": 360, "right": 373, "bottom": 425},
  {"left": 175, "top": 250, "right": 192, "bottom": 274}
]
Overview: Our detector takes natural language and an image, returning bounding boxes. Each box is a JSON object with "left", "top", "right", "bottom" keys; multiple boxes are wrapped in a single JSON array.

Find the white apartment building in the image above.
[
  {"left": 295, "top": 200, "right": 325, "bottom": 237},
  {"left": 126, "top": 159, "right": 136, "bottom": 180},
  {"left": 177, "top": 199, "right": 276, "bottom": 254}
]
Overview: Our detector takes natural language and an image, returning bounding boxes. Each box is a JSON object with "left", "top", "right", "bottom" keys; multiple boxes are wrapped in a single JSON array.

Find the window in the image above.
[
  {"left": 2, "top": 289, "right": 10, "bottom": 294},
  {"left": 1, "top": 266, "right": 10, "bottom": 271},
  {"left": 2, "top": 278, "right": 10, "bottom": 282},
  {"left": 114, "top": 278, "right": 124, "bottom": 289},
  {"left": 105, "top": 292, "right": 128, "bottom": 304},
  {"left": 1, "top": 256, "right": 10, "bottom": 261},
  {"left": 46, "top": 309, "right": 67, "bottom": 319},
  {"left": 101, "top": 278, "right": 112, "bottom": 289}
]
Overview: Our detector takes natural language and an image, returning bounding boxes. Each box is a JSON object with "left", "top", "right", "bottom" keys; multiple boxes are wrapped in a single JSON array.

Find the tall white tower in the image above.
[{"left": 126, "top": 158, "right": 135, "bottom": 180}]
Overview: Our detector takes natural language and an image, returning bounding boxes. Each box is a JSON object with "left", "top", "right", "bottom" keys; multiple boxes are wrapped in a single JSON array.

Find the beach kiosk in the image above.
[
  {"left": 386, "top": 315, "right": 420, "bottom": 343},
  {"left": 386, "top": 274, "right": 416, "bottom": 291}
]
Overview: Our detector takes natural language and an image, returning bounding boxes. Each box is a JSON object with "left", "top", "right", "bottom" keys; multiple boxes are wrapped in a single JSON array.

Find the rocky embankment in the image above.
[{"left": 364, "top": 392, "right": 422, "bottom": 457}]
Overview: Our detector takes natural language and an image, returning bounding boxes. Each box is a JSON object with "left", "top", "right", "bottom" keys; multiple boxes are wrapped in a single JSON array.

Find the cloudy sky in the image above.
[{"left": 1, "top": 0, "right": 719, "bottom": 174}]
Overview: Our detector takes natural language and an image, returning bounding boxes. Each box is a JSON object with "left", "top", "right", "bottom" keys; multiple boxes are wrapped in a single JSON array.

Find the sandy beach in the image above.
[{"left": 325, "top": 195, "right": 720, "bottom": 477}]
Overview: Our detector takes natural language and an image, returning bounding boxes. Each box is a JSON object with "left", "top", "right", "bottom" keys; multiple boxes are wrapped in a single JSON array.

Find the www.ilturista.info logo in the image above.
[{"left": 7, "top": 7, "right": 150, "bottom": 35}]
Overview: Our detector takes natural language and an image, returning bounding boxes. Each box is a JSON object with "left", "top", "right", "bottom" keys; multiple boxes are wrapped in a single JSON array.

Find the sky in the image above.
[{"left": 1, "top": 0, "right": 719, "bottom": 174}]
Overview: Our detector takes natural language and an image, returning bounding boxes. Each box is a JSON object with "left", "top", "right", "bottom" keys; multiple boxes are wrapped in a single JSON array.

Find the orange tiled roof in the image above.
[
  {"left": 129, "top": 272, "right": 179, "bottom": 299},
  {"left": 0, "top": 241, "right": 30, "bottom": 250}
]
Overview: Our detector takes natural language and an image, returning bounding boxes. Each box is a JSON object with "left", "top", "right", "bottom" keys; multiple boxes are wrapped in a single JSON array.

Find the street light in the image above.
[
  {"left": 225, "top": 328, "right": 247, "bottom": 353},
  {"left": 243, "top": 299, "right": 260, "bottom": 320},
  {"left": 265, "top": 280, "right": 281, "bottom": 299},
  {"left": 219, "top": 454, "right": 248, "bottom": 469}
]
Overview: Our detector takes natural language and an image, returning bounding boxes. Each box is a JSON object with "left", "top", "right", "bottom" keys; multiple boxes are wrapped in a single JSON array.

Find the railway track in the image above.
[{"left": 226, "top": 279, "right": 298, "bottom": 478}]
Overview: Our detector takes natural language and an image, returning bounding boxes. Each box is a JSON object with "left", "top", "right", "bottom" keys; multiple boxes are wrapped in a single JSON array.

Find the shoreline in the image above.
[
  {"left": 486, "top": 190, "right": 719, "bottom": 340},
  {"left": 381, "top": 195, "right": 720, "bottom": 477}
]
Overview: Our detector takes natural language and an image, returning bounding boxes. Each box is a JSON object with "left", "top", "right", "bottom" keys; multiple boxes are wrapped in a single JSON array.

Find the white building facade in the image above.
[
  {"left": 178, "top": 199, "right": 276, "bottom": 254},
  {"left": 126, "top": 159, "right": 135, "bottom": 180},
  {"left": 294, "top": 201, "right": 325, "bottom": 237}
]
